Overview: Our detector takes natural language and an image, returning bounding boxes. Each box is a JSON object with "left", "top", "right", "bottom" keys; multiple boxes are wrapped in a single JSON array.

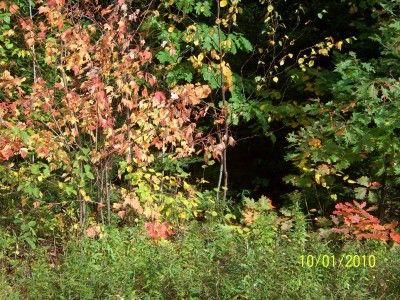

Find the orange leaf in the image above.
[
  {"left": 38, "top": 6, "right": 50, "bottom": 14},
  {"left": 86, "top": 226, "right": 100, "bottom": 238},
  {"left": 308, "top": 138, "right": 322, "bottom": 148},
  {"left": 26, "top": 38, "right": 35, "bottom": 48},
  {"left": 9, "top": 4, "right": 19, "bottom": 14},
  {"left": 118, "top": 210, "right": 126, "bottom": 220}
]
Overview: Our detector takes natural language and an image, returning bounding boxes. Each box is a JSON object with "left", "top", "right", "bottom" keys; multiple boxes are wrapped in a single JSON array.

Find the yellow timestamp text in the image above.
[{"left": 299, "top": 254, "right": 376, "bottom": 268}]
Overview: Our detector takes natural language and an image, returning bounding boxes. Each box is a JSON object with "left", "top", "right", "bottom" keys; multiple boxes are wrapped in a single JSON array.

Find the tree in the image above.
[
  {"left": 0, "top": 0, "right": 214, "bottom": 230},
  {"left": 285, "top": 0, "right": 400, "bottom": 219}
]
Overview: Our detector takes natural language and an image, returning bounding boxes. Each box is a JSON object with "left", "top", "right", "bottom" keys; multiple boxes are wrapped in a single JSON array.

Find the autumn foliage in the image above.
[
  {"left": 144, "top": 221, "right": 174, "bottom": 240},
  {"left": 0, "top": 0, "right": 217, "bottom": 228},
  {"left": 331, "top": 201, "right": 400, "bottom": 244}
]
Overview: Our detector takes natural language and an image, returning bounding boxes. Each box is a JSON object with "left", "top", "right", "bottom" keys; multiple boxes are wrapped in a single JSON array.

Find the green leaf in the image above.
[
  {"left": 0, "top": 13, "right": 11, "bottom": 24},
  {"left": 238, "top": 36, "right": 253, "bottom": 52},
  {"left": 175, "top": 0, "right": 195, "bottom": 14},
  {"left": 31, "top": 164, "right": 41, "bottom": 175},
  {"left": 194, "top": 1, "right": 212, "bottom": 16},
  {"left": 81, "top": 148, "right": 90, "bottom": 156},
  {"left": 201, "top": 66, "right": 220, "bottom": 89},
  {"left": 156, "top": 51, "right": 175, "bottom": 64},
  {"left": 25, "top": 237, "right": 36, "bottom": 250},
  {"left": 65, "top": 185, "right": 77, "bottom": 196},
  {"left": 84, "top": 164, "right": 95, "bottom": 180},
  {"left": 166, "top": 64, "right": 193, "bottom": 85},
  {"left": 354, "top": 187, "right": 367, "bottom": 199},
  {"left": 356, "top": 176, "right": 370, "bottom": 187},
  {"left": 368, "top": 191, "right": 378, "bottom": 203}
]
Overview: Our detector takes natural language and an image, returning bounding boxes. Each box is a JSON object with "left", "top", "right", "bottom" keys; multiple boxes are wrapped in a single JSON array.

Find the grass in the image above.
[{"left": 1, "top": 215, "right": 400, "bottom": 299}]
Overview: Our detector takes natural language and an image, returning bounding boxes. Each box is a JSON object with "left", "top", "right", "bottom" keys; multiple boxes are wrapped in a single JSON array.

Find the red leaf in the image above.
[
  {"left": 357, "top": 232, "right": 389, "bottom": 241},
  {"left": 141, "top": 50, "right": 152, "bottom": 62},
  {"left": 390, "top": 231, "right": 400, "bottom": 244},
  {"left": 331, "top": 215, "right": 339, "bottom": 225},
  {"left": 0, "top": 145, "right": 14, "bottom": 161},
  {"left": 370, "top": 223, "right": 386, "bottom": 231},
  {"left": 354, "top": 201, "right": 366, "bottom": 209},
  {"left": 141, "top": 86, "right": 148, "bottom": 97},
  {"left": 350, "top": 215, "right": 360, "bottom": 223},
  {"left": 19, "top": 147, "right": 28, "bottom": 158},
  {"left": 36, "top": 146, "right": 49, "bottom": 158},
  {"left": 154, "top": 91, "right": 166, "bottom": 102},
  {"left": 145, "top": 222, "right": 174, "bottom": 240},
  {"left": 54, "top": 82, "right": 64, "bottom": 90}
]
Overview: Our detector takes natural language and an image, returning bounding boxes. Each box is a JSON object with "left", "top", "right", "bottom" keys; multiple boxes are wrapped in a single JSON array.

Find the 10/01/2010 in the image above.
[{"left": 299, "top": 254, "right": 376, "bottom": 268}]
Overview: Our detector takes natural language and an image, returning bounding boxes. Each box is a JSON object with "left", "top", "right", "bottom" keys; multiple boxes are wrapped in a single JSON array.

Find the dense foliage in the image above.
[{"left": 0, "top": 0, "right": 400, "bottom": 298}]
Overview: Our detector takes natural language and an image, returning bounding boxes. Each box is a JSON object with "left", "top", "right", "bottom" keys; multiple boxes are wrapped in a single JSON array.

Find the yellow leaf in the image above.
[
  {"left": 335, "top": 41, "right": 343, "bottom": 50},
  {"left": 315, "top": 173, "right": 321, "bottom": 184},
  {"left": 318, "top": 48, "right": 329, "bottom": 56},
  {"left": 198, "top": 52, "right": 204, "bottom": 62},
  {"left": 308, "top": 138, "right": 321, "bottom": 148},
  {"left": 273, "top": 76, "right": 279, "bottom": 83},
  {"left": 187, "top": 25, "right": 197, "bottom": 32},
  {"left": 210, "top": 211, "right": 218, "bottom": 217},
  {"left": 211, "top": 49, "right": 220, "bottom": 60},
  {"left": 220, "top": 0, "right": 228, "bottom": 8},
  {"left": 267, "top": 5, "right": 274, "bottom": 13},
  {"left": 2, "top": 29, "right": 15, "bottom": 37}
]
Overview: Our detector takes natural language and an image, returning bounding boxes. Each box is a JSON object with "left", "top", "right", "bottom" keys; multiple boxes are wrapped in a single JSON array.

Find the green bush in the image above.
[{"left": 1, "top": 209, "right": 399, "bottom": 299}]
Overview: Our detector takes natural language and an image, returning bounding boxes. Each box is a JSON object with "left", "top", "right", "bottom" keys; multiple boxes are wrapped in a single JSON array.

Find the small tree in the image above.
[
  {"left": 0, "top": 0, "right": 214, "bottom": 228},
  {"left": 285, "top": 1, "right": 400, "bottom": 218}
]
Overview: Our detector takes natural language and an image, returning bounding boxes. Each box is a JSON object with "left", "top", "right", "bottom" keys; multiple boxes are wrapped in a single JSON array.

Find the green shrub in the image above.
[{"left": 1, "top": 210, "right": 399, "bottom": 299}]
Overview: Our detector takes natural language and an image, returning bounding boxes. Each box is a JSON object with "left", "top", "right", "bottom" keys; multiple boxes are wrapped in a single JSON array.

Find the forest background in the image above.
[{"left": 0, "top": 0, "right": 400, "bottom": 298}]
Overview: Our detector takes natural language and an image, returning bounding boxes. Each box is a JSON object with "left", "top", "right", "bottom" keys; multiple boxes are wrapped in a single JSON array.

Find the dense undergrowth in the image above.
[
  {"left": 1, "top": 208, "right": 400, "bottom": 300},
  {"left": 1, "top": 0, "right": 400, "bottom": 299}
]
